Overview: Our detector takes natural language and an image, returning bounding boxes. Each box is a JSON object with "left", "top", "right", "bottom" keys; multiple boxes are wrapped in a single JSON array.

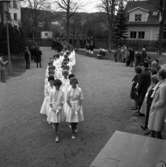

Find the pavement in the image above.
[{"left": 0, "top": 47, "right": 147, "bottom": 167}]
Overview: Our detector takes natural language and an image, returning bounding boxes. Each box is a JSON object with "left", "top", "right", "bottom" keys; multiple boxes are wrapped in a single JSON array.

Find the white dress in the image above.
[
  {"left": 61, "top": 78, "right": 70, "bottom": 120},
  {"left": 40, "top": 85, "right": 54, "bottom": 117},
  {"left": 66, "top": 86, "right": 84, "bottom": 123},
  {"left": 47, "top": 88, "right": 65, "bottom": 123}
]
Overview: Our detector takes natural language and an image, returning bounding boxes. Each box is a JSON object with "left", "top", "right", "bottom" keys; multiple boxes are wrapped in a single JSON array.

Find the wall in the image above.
[
  {"left": 129, "top": 8, "right": 149, "bottom": 22},
  {"left": 127, "top": 26, "right": 159, "bottom": 41}
]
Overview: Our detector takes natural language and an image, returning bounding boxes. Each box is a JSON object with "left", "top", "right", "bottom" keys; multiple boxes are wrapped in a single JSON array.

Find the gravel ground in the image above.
[{"left": 0, "top": 47, "right": 147, "bottom": 167}]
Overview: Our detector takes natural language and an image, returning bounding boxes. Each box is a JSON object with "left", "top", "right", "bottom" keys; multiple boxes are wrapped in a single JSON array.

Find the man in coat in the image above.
[
  {"left": 24, "top": 46, "right": 31, "bottom": 69},
  {"left": 148, "top": 68, "right": 166, "bottom": 139},
  {"left": 137, "top": 62, "right": 151, "bottom": 116},
  {"left": 34, "top": 47, "right": 42, "bottom": 68}
]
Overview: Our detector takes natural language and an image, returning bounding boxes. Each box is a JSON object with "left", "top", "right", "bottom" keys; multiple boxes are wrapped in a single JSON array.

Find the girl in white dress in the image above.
[
  {"left": 61, "top": 70, "right": 70, "bottom": 121},
  {"left": 47, "top": 79, "right": 65, "bottom": 143},
  {"left": 66, "top": 78, "right": 84, "bottom": 139},
  {"left": 40, "top": 76, "right": 55, "bottom": 117}
]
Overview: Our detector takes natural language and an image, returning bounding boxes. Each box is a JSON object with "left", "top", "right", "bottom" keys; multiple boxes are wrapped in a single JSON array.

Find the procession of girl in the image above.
[{"left": 40, "top": 49, "right": 84, "bottom": 143}]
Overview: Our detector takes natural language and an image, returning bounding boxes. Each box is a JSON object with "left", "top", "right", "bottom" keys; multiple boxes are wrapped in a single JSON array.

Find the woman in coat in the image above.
[{"left": 148, "top": 68, "right": 166, "bottom": 139}]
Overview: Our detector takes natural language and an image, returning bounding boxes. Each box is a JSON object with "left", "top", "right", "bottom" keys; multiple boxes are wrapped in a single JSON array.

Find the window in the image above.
[
  {"left": 130, "top": 31, "right": 137, "bottom": 39},
  {"left": 44, "top": 33, "right": 49, "bottom": 37},
  {"left": 135, "top": 14, "right": 142, "bottom": 22},
  {"left": 138, "top": 31, "right": 145, "bottom": 39},
  {"left": 14, "top": 13, "right": 17, "bottom": 21}
]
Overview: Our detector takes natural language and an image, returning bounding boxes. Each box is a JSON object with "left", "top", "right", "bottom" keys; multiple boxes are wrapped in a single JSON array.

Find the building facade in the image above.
[
  {"left": 125, "top": 0, "right": 166, "bottom": 50},
  {"left": 0, "top": 0, "right": 22, "bottom": 26},
  {"left": 9, "top": 0, "right": 22, "bottom": 26},
  {"left": 126, "top": 1, "right": 160, "bottom": 41}
]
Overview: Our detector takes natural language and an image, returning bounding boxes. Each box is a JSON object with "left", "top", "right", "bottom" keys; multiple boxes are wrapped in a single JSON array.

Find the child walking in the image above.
[
  {"left": 66, "top": 78, "right": 84, "bottom": 139},
  {"left": 40, "top": 76, "right": 55, "bottom": 117},
  {"left": 47, "top": 79, "right": 65, "bottom": 143}
]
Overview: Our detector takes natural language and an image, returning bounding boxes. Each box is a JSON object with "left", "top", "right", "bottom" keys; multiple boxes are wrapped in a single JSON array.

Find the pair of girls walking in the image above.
[{"left": 41, "top": 76, "right": 84, "bottom": 143}]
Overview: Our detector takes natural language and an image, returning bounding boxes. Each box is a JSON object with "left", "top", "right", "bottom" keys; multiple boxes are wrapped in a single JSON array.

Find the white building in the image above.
[
  {"left": 41, "top": 31, "right": 53, "bottom": 39},
  {"left": 126, "top": 1, "right": 160, "bottom": 41},
  {"left": 0, "top": 0, "right": 22, "bottom": 26},
  {"left": 9, "top": 0, "right": 22, "bottom": 26}
]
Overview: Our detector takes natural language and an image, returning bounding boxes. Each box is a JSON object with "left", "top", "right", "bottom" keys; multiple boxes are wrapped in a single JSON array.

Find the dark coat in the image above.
[
  {"left": 137, "top": 69, "right": 151, "bottom": 106},
  {"left": 34, "top": 49, "right": 42, "bottom": 63},
  {"left": 24, "top": 50, "right": 30, "bottom": 63},
  {"left": 130, "top": 74, "right": 140, "bottom": 100}
]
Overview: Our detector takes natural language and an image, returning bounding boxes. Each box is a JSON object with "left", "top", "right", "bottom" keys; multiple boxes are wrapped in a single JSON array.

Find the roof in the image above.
[
  {"left": 127, "top": 14, "right": 160, "bottom": 26},
  {"left": 125, "top": 1, "right": 159, "bottom": 12},
  {"left": 126, "top": 0, "right": 160, "bottom": 26}
]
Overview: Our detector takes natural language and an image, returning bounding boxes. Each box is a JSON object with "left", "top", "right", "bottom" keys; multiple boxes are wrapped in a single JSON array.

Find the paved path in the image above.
[{"left": 0, "top": 47, "right": 139, "bottom": 167}]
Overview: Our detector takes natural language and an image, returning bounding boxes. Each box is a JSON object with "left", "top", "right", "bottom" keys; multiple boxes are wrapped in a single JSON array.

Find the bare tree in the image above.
[
  {"left": 99, "top": 0, "right": 117, "bottom": 50},
  {"left": 22, "top": 0, "right": 51, "bottom": 41},
  {"left": 54, "top": 0, "right": 79, "bottom": 42},
  {"left": 99, "top": 0, "right": 128, "bottom": 50},
  {"left": 158, "top": 0, "right": 166, "bottom": 55}
]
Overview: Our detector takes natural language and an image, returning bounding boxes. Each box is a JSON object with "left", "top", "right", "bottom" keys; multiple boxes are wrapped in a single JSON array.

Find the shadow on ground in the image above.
[{"left": 8, "top": 57, "right": 26, "bottom": 79}]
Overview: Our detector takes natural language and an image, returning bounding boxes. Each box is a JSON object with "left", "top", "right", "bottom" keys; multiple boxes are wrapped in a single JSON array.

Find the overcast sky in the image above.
[
  {"left": 79, "top": 0, "right": 100, "bottom": 13},
  {"left": 50, "top": 0, "right": 100, "bottom": 13}
]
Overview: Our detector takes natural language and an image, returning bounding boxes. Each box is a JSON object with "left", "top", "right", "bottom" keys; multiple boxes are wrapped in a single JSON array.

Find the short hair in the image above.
[
  {"left": 69, "top": 74, "right": 75, "bottom": 79},
  {"left": 54, "top": 79, "right": 62, "bottom": 87},
  {"left": 151, "top": 75, "right": 159, "bottom": 84},
  {"left": 155, "top": 59, "right": 159, "bottom": 63},
  {"left": 48, "top": 76, "right": 54, "bottom": 81},
  {"left": 151, "top": 68, "right": 158, "bottom": 75},
  {"left": 159, "top": 68, "right": 166, "bottom": 80},
  {"left": 143, "top": 62, "right": 149, "bottom": 68},
  {"left": 70, "top": 78, "right": 79, "bottom": 85},
  {"left": 62, "top": 70, "right": 69, "bottom": 75},
  {"left": 135, "top": 66, "right": 142, "bottom": 74}
]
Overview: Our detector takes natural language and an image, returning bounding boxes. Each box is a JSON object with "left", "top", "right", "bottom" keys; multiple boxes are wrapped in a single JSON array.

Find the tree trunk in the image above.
[
  {"left": 110, "top": 0, "right": 116, "bottom": 50},
  {"left": 106, "top": 12, "right": 111, "bottom": 50},
  {"left": 159, "top": 0, "right": 166, "bottom": 56},
  {"left": 66, "top": 7, "right": 70, "bottom": 43}
]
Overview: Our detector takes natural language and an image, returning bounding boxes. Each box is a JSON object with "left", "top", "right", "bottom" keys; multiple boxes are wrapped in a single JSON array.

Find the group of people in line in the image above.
[
  {"left": 130, "top": 52, "right": 166, "bottom": 139},
  {"left": 114, "top": 46, "right": 150, "bottom": 68},
  {"left": 24, "top": 44, "right": 42, "bottom": 69},
  {"left": 40, "top": 49, "right": 84, "bottom": 143}
]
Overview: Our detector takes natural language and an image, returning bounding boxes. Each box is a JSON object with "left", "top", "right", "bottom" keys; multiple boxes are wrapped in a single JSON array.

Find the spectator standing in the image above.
[
  {"left": 140, "top": 75, "right": 159, "bottom": 131},
  {"left": 0, "top": 56, "right": 8, "bottom": 82},
  {"left": 141, "top": 47, "right": 147, "bottom": 65},
  {"left": 148, "top": 68, "right": 166, "bottom": 139},
  {"left": 24, "top": 46, "right": 31, "bottom": 69},
  {"left": 34, "top": 47, "right": 42, "bottom": 68},
  {"left": 135, "top": 51, "right": 141, "bottom": 67},
  {"left": 137, "top": 62, "right": 151, "bottom": 115},
  {"left": 130, "top": 66, "right": 142, "bottom": 110},
  {"left": 129, "top": 48, "right": 135, "bottom": 67}
]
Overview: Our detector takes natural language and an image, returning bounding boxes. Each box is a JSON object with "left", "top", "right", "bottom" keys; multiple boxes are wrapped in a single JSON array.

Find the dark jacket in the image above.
[
  {"left": 34, "top": 49, "right": 42, "bottom": 63},
  {"left": 137, "top": 69, "right": 151, "bottom": 106}
]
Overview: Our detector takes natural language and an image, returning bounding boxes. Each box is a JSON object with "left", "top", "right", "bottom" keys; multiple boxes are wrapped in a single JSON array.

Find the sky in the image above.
[
  {"left": 79, "top": 0, "right": 100, "bottom": 13},
  {"left": 50, "top": 0, "right": 100, "bottom": 13}
]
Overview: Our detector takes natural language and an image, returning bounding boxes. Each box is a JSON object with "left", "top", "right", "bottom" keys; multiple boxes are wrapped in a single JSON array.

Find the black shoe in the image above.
[
  {"left": 140, "top": 125, "right": 147, "bottom": 131},
  {"left": 139, "top": 112, "right": 145, "bottom": 117},
  {"left": 144, "top": 130, "right": 151, "bottom": 136},
  {"left": 130, "top": 107, "right": 137, "bottom": 110}
]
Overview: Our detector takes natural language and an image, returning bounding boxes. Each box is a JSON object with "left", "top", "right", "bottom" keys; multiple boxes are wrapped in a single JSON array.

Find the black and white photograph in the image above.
[{"left": 0, "top": 0, "right": 166, "bottom": 166}]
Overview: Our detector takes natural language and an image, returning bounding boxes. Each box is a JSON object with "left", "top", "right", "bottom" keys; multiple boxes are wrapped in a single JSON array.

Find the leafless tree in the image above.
[
  {"left": 158, "top": 0, "right": 166, "bottom": 55},
  {"left": 54, "top": 0, "right": 80, "bottom": 42},
  {"left": 99, "top": 0, "right": 128, "bottom": 50},
  {"left": 22, "top": 0, "right": 51, "bottom": 41}
]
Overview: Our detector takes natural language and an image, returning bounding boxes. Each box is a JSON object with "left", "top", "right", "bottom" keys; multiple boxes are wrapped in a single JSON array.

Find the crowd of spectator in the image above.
[{"left": 127, "top": 47, "right": 166, "bottom": 139}]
